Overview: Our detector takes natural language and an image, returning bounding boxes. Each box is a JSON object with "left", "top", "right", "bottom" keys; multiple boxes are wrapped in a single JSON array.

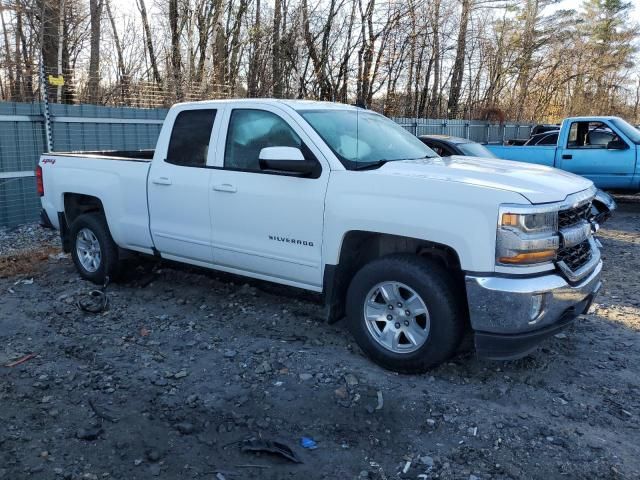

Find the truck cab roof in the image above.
[{"left": 172, "top": 98, "right": 363, "bottom": 112}]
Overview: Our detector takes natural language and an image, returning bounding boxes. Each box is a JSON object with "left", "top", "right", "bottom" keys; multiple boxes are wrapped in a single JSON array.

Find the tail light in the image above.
[{"left": 36, "top": 165, "right": 44, "bottom": 196}]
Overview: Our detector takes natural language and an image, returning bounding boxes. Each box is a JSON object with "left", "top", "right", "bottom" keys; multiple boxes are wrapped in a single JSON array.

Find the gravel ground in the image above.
[
  {"left": 0, "top": 223, "right": 60, "bottom": 257},
  {"left": 1, "top": 200, "right": 639, "bottom": 480}
]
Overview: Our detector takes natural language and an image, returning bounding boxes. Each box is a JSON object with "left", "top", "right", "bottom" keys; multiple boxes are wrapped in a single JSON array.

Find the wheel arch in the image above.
[
  {"left": 58, "top": 192, "right": 104, "bottom": 253},
  {"left": 60, "top": 193, "right": 106, "bottom": 252},
  {"left": 323, "top": 231, "right": 465, "bottom": 323}
]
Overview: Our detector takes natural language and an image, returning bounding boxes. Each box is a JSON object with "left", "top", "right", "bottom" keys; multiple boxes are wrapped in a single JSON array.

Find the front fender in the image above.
[{"left": 323, "top": 171, "right": 528, "bottom": 273}]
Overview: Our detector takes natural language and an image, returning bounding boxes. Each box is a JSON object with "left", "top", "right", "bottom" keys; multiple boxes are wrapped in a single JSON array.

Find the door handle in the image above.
[
  {"left": 562, "top": 154, "right": 572, "bottom": 160},
  {"left": 152, "top": 176, "right": 172, "bottom": 185},
  {"left": 213, "top": 183, "right": 237, "bottom": 193}
]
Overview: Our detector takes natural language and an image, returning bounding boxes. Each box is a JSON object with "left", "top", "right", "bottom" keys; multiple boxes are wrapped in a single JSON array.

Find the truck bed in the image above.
[
  {"left": 485, "top": 144, "right": 556, "bottom": 167},
  {"left": 39, "top": 149, "right": 155, "bottom": 253},
  {"left": 47, "top": 149, "right": 154, "bottom": 162}
]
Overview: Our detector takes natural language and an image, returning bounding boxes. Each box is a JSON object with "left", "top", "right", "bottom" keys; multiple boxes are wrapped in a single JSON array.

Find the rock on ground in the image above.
[{"left": 0, "top": 199, "right": 639, "bottom": 479}]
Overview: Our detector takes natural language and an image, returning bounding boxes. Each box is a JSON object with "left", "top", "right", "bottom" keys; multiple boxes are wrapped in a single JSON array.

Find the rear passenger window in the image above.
[
  {"left": 538, "top": 133, "right": 558, "bottom": 145},
  {"left": 167, "top": 109, "right": 216, "bottom": 167}
]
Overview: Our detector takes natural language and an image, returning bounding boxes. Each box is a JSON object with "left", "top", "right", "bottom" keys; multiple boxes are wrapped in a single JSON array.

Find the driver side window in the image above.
[
  {"left": 567, "top": 121, "right": 619, "bottom": 149},
  {"left": 224, "top": 109, "right": 304, "bottom": 171}
]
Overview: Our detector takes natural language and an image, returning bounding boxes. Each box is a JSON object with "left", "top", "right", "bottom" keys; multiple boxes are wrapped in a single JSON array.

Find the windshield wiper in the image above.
[
  {"left": 351, "top": 160, "right": 390, "bottom": 171},
  {"left": 351, "top": 155, "right": 436, "bottom": 171}
]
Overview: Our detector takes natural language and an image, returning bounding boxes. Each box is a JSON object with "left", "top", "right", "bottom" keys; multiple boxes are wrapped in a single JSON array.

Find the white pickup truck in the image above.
[{"left": 38, "top": 99, "right": 603, "bottom": 372}]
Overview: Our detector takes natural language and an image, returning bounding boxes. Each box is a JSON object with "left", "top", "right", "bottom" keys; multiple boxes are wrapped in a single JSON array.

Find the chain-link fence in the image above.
[
  {"left": 3, "top": 61, "right": 234, "bottom": 109},
  {"left": 0, "top": 95, "right": 536, "bottom": 229},
  {"left": 39, "top": 66, "right": 234, "bottom": 109}
]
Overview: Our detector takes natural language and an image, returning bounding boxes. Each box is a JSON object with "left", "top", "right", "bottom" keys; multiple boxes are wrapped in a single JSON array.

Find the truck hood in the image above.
[{"left": 376, "top": 155, "right": 593, "bottom": 204}]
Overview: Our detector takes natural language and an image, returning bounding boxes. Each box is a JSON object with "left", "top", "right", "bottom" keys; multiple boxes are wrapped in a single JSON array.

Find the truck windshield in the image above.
[
  {"left": 299, "top": 109, "right": 438, "bottom": 169},
  {"left": 609, "top": 118, "right": 640, "bottom": 144}
]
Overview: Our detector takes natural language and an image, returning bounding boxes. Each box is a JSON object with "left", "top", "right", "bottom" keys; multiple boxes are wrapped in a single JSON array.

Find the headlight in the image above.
[
  {"left": 501, "top": 211, "right": 557, "bottom": 233},
  {"left": 497, "top": 208, "right": 559, "bottom": 265}
]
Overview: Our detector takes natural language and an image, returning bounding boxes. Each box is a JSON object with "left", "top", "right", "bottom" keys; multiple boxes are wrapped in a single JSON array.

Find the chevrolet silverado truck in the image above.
[
  {"left": 486, "top": 116, "right": 640, "bottom": 192},
  {"left": 38, "top": 99, "right": 603, "bottom": 373}
]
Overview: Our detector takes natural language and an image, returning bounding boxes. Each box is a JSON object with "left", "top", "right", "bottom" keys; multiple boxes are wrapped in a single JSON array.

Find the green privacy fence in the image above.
[
  {"left": 0, "top": 102, "right": 168, "bottom": 228},
  {"left": 0, "top": 100, "right": 536, "bottom": 228}
]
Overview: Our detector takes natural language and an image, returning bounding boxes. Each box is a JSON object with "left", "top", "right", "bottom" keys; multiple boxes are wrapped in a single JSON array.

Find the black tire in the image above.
[
  {"left": 69, "top": 213, "right": 121, "bottom": 284},
  {"left": 346, "top": 254, "right": 465, "bottom": 373}
]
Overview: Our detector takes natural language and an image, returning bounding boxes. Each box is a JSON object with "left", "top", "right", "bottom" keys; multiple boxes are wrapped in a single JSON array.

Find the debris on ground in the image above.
[
  {"left": 300, "top": 437, "right": 318, "bottom": 449},
  {"left": 4, "top": 352, "right": 36, "bottom": 367},
  {"left": 241, "top": 439, "right": 302, "bottom": 463},
  {"left": 0, "top": 204, "right": 639, "bottom": 478}
]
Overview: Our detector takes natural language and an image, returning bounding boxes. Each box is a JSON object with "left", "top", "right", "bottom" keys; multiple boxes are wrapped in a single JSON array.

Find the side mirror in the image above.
[
  {"left": 259, "top": 147, "right": 316, "bottom": 175},
  {"left": 606, "top": 138, "right": 628, "bottom": 150}
]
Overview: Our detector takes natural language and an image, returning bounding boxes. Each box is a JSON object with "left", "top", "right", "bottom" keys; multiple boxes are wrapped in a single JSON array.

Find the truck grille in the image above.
[
  {"left": 556, "top": 200, "right": 596, "bottom": 279},
  {"left": 557, "top": 239, "right": 593, "bottom": 272},
  {"left": 558, "top": 202, "right": 591, "bottom": 229}
]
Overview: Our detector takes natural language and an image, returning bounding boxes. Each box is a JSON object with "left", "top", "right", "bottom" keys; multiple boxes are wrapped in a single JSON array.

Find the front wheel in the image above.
[
  {"left": 69, "top": 213, "right": 121, "bottom": 284},
  {"left": 346, "top": 254, "right": 465, "bottom": 373}
]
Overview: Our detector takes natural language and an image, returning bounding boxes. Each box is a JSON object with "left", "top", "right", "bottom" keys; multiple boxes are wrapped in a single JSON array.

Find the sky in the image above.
[{"left": 111, "top": 0, "right": 640, "bottom": 23}]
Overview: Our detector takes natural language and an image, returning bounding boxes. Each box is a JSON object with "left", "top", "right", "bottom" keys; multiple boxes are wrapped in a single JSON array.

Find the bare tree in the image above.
[
  {"left": 136, "top": 0, "right": 161, "bottom": 84},
  {"left": 169, "top": 0, "right": 183, "bottom": 100},
  {"left": 247, "top": 0, "right": 260, "bottom": 96},
  {"left": 447, "top": 0, "right": 471, "bottom": 118},
  {"left": 88, "top": 0, "right": 102, "bottom": 103},
  {"left": 273, "top": 0, "right": 282, "bottom": 97}
]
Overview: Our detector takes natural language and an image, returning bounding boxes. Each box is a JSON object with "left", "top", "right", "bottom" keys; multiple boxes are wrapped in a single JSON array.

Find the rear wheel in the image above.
[
  {"left": 346, "top": 254, "right": 464, "bottom": 373},
  {"left": 69, "top": 213, "right": 120, "bottom": 284}
]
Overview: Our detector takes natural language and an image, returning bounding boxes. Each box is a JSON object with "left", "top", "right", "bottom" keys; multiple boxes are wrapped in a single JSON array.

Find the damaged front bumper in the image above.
[{"left": 465, "top": 260, "right": 602, "bottom": 360}]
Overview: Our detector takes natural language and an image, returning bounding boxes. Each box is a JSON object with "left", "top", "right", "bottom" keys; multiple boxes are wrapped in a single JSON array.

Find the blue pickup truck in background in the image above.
[{"left": 486, "top": 116, "right": 640, "bottom": 192}]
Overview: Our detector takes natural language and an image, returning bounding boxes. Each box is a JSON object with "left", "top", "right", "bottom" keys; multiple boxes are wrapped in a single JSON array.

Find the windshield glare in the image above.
[
  {"left": 609, "top": 117, "right": 640, "bottom": 144},
  {"left": 458, "top": 142, "right": 496, "bottom": 158},
  {"left": 300, "top": 109, "right": 437, "bottom": 169}
]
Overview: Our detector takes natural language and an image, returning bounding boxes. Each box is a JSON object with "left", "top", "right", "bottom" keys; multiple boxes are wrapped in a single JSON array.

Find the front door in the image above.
[
  {"left": 556, "top": 120, "right": 635, "bottom": 189},
  {"left": 209, "top": 106, "right": 329, "bottom": 289},
  {"left": 148, "top": 108, "right": 219, "bottom": 263}
]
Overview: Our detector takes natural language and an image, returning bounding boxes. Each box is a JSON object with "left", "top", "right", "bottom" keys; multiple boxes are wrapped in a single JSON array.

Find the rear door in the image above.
[
  {"left": 556, "top": 120, "right": 635, "bottom": 188},
  {"left": 148, "top": 107, "right": 221, "bottom": 263},
  {"left": 209, "top": 105, "right": 329, "bottom": 289}
]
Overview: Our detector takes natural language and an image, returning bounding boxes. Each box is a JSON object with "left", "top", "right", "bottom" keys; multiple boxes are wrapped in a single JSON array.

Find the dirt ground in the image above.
[{"left": 1, "top": 198, "right": 639, "bottom": 480}]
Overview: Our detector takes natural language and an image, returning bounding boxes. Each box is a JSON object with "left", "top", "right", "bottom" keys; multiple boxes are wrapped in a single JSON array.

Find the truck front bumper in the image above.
[{"left": 465, "top": 261, "right": 602, "bottom": 360}]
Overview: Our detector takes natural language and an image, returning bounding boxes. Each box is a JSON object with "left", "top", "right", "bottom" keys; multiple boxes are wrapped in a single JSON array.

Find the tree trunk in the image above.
[
  {"left": 39, "top": 0, "right": 61, "bottom": 102},
  {"left": 227, "top": 0, "right": 248, "bottom": 92},
  {"left": 137, "top": 0, "right": 162, "bottom": 84},
  {"left": 88, "top": 0, "right": 103, "bottom": 104},
  {"left": 357, "top": 0, "right": 376, "bottom": 107},
  {"left": 169, "top": 0, "right": 183, "bottom": 100},
  {"left": 17, "top": 0, "right": 33, "bottom": 100},
  {"left": 428, "top": 0, "right": 440, "bottom": 117},
  {"left": 272, "top": 0, "right": 282, "bottom": 97},
  {"left": 338, "top": 0, "right": 357, "bottom": 103},
  {"left": 301, "top": 0, "right": 334, "bottom": 100},
  {"left": 248, "top": 0, "right": 260, "bottom": 97},
  {"left": 0, "top": 7, "right": 16, "bottom": 100},
  {"left": 212, "top": 18, "right": 226, "bottom": 91},
  {"left": 447, "top": 0, "right": 471, "bottom": 119},
  {"left": 105, "top": 0, "right": 129, "bottom": 103},
  {"left": 514, "top": 0, "right": 538, "bottom": 121}
]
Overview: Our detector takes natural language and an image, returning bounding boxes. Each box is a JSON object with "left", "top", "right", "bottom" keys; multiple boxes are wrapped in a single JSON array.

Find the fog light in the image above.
[{"left": 529, "top": 294, "right": 544, "bottom": 322}]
